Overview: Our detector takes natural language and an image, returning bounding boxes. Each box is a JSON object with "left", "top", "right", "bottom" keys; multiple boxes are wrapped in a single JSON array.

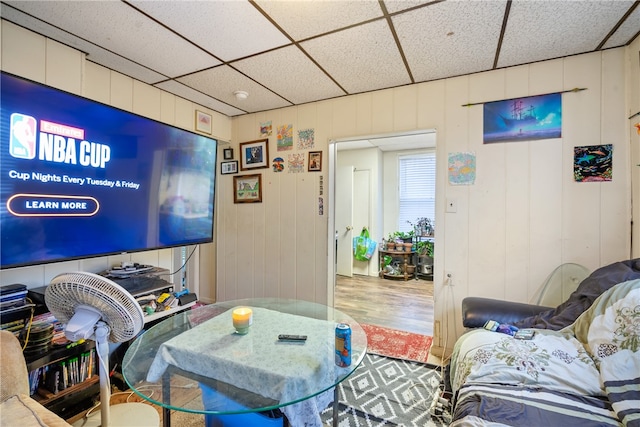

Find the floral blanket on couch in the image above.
[{"left": 450, "top": 279, "right": 640, "bottom": 426}]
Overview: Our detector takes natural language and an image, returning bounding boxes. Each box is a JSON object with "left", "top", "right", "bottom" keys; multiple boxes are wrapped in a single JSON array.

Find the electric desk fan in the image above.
[{"left": 45, "top": 272, "right": 159, "bottom": 427}]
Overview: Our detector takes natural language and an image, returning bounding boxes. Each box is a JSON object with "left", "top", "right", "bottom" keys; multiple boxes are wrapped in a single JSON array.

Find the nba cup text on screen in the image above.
[
  {"left": 6, "top": 170, "right": 140, "bottom": 189},
  {"left": 10, "top": 113, "right": 111, "bottom": 168}
]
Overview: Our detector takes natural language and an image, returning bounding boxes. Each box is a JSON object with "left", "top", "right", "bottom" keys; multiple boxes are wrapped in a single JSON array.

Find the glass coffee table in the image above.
[{"left": 121, "top": 298, "right": 367, "bottom": 427}]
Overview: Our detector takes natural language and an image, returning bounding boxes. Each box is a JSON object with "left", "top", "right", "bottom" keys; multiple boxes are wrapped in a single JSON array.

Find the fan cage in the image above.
[{"left": 46, "top": 272, "right": 144, "bottom": 343}]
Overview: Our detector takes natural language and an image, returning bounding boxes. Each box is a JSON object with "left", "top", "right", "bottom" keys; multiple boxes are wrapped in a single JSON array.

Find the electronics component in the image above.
[{"left": 278, "top": 334, "right": 307, "bottom": 341}]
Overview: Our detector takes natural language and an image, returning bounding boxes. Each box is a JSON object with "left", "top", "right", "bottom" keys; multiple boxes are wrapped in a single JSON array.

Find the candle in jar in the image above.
[{"left": 232, "top": 307, "right": 253, "bottom": 334}]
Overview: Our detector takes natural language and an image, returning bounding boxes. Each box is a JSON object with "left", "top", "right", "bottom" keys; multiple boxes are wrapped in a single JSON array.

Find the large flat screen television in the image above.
[{"left": 1, "top": 72, "right": 217, "bottom": 269}]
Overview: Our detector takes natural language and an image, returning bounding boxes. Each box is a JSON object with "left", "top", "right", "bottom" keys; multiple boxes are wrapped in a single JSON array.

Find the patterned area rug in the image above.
[
  {"left": 361, "top": 324, "right": 432, "bottom": 364},
  {"left": 320, "top": 353, "right": 451, "bottom": 426}
]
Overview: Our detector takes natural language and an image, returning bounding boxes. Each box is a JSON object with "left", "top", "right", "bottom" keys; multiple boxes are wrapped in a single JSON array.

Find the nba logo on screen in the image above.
[{"left": 10, "top": 113, "right": 37, "bottom": 159}]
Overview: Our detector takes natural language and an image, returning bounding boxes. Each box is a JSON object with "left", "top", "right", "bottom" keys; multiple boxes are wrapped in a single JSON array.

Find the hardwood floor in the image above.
[{"left": 334, "top": 274, "right": 434, "bottom": 336}]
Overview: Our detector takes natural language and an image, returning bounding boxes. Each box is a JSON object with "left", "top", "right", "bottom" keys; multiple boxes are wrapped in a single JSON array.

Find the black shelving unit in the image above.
[{"left": 26, "top": 339, "right": 100, "bottom": 421}]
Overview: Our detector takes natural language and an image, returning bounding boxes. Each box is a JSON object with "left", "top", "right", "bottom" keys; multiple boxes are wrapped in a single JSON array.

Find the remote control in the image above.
[{"left": 278, "top": 334, "right": 307, "bottom": 341}]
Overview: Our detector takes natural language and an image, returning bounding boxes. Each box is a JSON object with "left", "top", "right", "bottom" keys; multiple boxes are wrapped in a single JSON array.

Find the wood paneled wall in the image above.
[{"left": 221, "top": 48, "right": 634, "bottom": 353}]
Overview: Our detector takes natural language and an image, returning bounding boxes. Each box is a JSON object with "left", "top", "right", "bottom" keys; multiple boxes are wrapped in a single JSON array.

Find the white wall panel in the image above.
[
  {"left": 393, "top": 85, "right": 418, "bottom": 132},
  {"left": 133, "top": 80, "right": 161, "bottom": 120},
  {"left": 296, "top": 173, "right": 317, "bottom": 300},
  {"left": 1, "top": 21, "right": 45, "bottom": 82},
  {"left": 84, "top": 62, "right": 111, "bottom": 103},
  {"left": 417, "top": 79, "right": 445, "bottom": 130},
  {"left": 160, "top": 91, "right": 176, "bottom": 125},
  {"left": 110, "top": 72, "right": 133, "bottom": 112},
  {"left": 468, "top": 70, "right": 507, "bottom": 299},
  {"left": 503, "top": 66, "right": 532, "bottom": 302},
  {"left": 355, "top": 92, "right": 373, "bottom": 135},
  {"left": 45, "top": 39, "right": 82, "bottom": 94},
  {"left": 371, "top": 89, "right": 394, "bottom": 135},
  {"left": 332, "top": 97, "right": 358, "bottom": 139},
  {"left": 526, "top": 59, "right": 565, "bottom": 288},
  {"left": 628, "top": 39, "right": 640, "bottom": 259}
]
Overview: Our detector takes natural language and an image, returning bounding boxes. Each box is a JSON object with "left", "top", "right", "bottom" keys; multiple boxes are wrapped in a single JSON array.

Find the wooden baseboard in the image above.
[{"left": 429, "top": 344, "right": 453, "bottom": 362}]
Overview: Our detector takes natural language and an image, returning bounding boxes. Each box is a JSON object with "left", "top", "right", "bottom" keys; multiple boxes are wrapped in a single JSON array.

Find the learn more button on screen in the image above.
[{"left": 7, "top": 194, "right": 99, "bottom": 217}]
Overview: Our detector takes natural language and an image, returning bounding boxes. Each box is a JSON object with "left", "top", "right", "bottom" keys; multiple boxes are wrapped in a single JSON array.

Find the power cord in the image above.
[{"left": 20, "top": 297, "right": 36, "bottom": 351}]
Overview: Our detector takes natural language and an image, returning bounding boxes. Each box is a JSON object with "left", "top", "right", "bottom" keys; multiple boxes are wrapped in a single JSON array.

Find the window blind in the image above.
[{"left": 398, "top": 152, "right": 436, "bottom": 233}]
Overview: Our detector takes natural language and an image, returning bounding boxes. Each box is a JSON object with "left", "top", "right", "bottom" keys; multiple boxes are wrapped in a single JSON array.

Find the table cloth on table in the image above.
[{"left": 146, "top": 307, "right": 344, "bottom": 427}]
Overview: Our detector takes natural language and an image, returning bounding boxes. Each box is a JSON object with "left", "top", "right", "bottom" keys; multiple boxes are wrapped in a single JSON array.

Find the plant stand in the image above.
[{"left": 378, "top": 249, "right": 416, "bottom": 281}]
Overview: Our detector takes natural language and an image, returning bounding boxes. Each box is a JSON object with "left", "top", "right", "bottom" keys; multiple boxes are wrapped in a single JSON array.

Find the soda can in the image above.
[{"left": 335, "top": 323, "right": 352, "bottom": 367}]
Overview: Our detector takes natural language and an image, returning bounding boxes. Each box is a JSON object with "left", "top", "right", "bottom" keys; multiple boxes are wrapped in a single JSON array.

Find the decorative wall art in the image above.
[
  {"left": 223, "top": 148, "right": 234, "bottom": 160},
  {"left": 272, "top": 157, "right": 284, "bottom": 172},
  {"left": 297, "top": 128, "right": 315, "bottom": 150},
  {"left": 239, "top": 139, "right": 269, "bottom": 171},
  {"left": 308, "top": 151, "right": 322, "bottom": 172},
  {"left": 195, "top": 110, "right": 212, "bottom": 134},
  {"left": 483, "top": 93, "right": 562, "bottom": 144},
  {"left": 277, "top": 124, "right": 293, "bottom": 151},
  {"left": 288, "top": 153, "right": 305, "bottom": 173},
  {"left": 574, "top": 144, "right": 613, "bottom": 182},
  {"left": 448, "top": 152, "right": 476, "bottom": 185},
  {"left": 260, "top": 120, "right": 272, "bottom": 137},
  {"left": 220, "top": 160, "right": 238, "bottom": 175},
  {"left": 234, "top": 174, "right": 262, "bottom": 203}
]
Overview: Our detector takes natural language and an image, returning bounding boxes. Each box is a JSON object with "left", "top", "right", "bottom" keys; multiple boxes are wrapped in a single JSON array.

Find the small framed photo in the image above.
[
  {"left": 221, "top": 160, "right": 238, "bottom": 175},
  {"left": 223, "top": 148, "right": 234, "bottom": 160},
  {"left": 239, "top": 139, "right": 269, "bottom": 171},
  {"left": 234, "top": 174, "right": 262, "bottom": 203},
  {"left": 195, "top": 110, "right": 212, "bottom": 134},
  {"left": 308, "top": 151, "right": 322, "bottom": 172}
]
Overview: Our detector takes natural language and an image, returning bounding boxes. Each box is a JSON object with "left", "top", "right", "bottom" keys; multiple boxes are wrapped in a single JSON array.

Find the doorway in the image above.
[{"left": 328, "top": 131, "right": 436, "bottom": 336}]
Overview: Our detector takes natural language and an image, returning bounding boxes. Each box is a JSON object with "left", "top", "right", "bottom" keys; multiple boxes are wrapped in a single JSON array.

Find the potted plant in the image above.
[
  {"left": 393, "top": 230, "right": 414, "bottom": 243},
  {"left": 409, "top": 217, "right": 434, "bottom": 237},
  {"left": 416, "top": 240, "right": 434, "bottom": 274}
]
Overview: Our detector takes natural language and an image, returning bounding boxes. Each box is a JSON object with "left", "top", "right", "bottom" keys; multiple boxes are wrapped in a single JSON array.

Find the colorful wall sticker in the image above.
[
  {"left": 574, "top": 144, "right": 613, "bottom": 182},
  {"left": 277, "top": 124, "right": 293, "bottom": 151}
]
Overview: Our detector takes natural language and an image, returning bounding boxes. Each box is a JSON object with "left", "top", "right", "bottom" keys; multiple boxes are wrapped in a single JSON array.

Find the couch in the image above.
[
  {"left": 448, "top": 259, "right": 640, "bottom": 426},
  {"left": 0, "top": 330, "right": 72, "bottom": 427}
]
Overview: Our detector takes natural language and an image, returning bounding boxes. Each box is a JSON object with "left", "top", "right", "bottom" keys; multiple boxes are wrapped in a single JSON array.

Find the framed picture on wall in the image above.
[
  {"left": 221, "top": 160, "right": 238, "bottom": 175},
  {"left": 308, "top": 151, "right": 322, "bottom": 172},
  {"left": 234, "top": 174, "right": 262, "bottom": 203},
  {"left": 239, "top": 139, "right": 269, "bottom": 170},
  {"left": 195, "top": 110, "right": 212, "bottom": 134},
  {"left": 223, "top": 148, "right": 234, "bottom": 160}
]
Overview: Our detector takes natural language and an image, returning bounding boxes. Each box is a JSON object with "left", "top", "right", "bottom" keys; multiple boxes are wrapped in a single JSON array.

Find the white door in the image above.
[{"left": 336, "top": 165, "right": 354, "bottom": 277}]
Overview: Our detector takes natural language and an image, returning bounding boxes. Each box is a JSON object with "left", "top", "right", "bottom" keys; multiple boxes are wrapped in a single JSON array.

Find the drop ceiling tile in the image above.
[
  {"left": 4, "top": 1, "right": 220, "bottom": 78},
  {"left": 393, "top": 1, "right": 504, "bottom": 82},
  {"left": 177, "top": 66, "right": 292, "bottom": 114},
  {"left": 233, "top": 45, "right": 345, "bottom": 105},
  {"left": 0, "top": 3, "right": 167, "bottom": 84},
  {"left": 301, "top": 19, "right": 410, "bottom": 94},
  {"left": 383, "top": 0, "right": 434, "bottom": 14},
  {"left": 498, "top": 0, "right": 634, "bottom": 68},
  {"left": 603, "top": 5, "right": 640, "bottom": 49},
  {"left": 154, "top": 80, "right": 245, "bottom": 117},
  {"left": 130, "top": 1, "right": 290, "bottom": 62},
  {"left": 254, "top": 0, "right": 383, "bottom": 40}
]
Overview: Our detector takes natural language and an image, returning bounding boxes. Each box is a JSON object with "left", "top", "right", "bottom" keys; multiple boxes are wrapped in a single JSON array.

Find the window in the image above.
[{"left": 398, "top": 152, "right": 436, "bottom": 233}]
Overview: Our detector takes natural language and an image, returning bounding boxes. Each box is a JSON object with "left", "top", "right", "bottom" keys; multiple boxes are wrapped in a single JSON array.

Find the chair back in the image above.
[
  {"left": 0, "top": 330, "right": 30, "bottom": 400},
  {"left": 534, "top": 263, "right": 590, "bottom": 307}
]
